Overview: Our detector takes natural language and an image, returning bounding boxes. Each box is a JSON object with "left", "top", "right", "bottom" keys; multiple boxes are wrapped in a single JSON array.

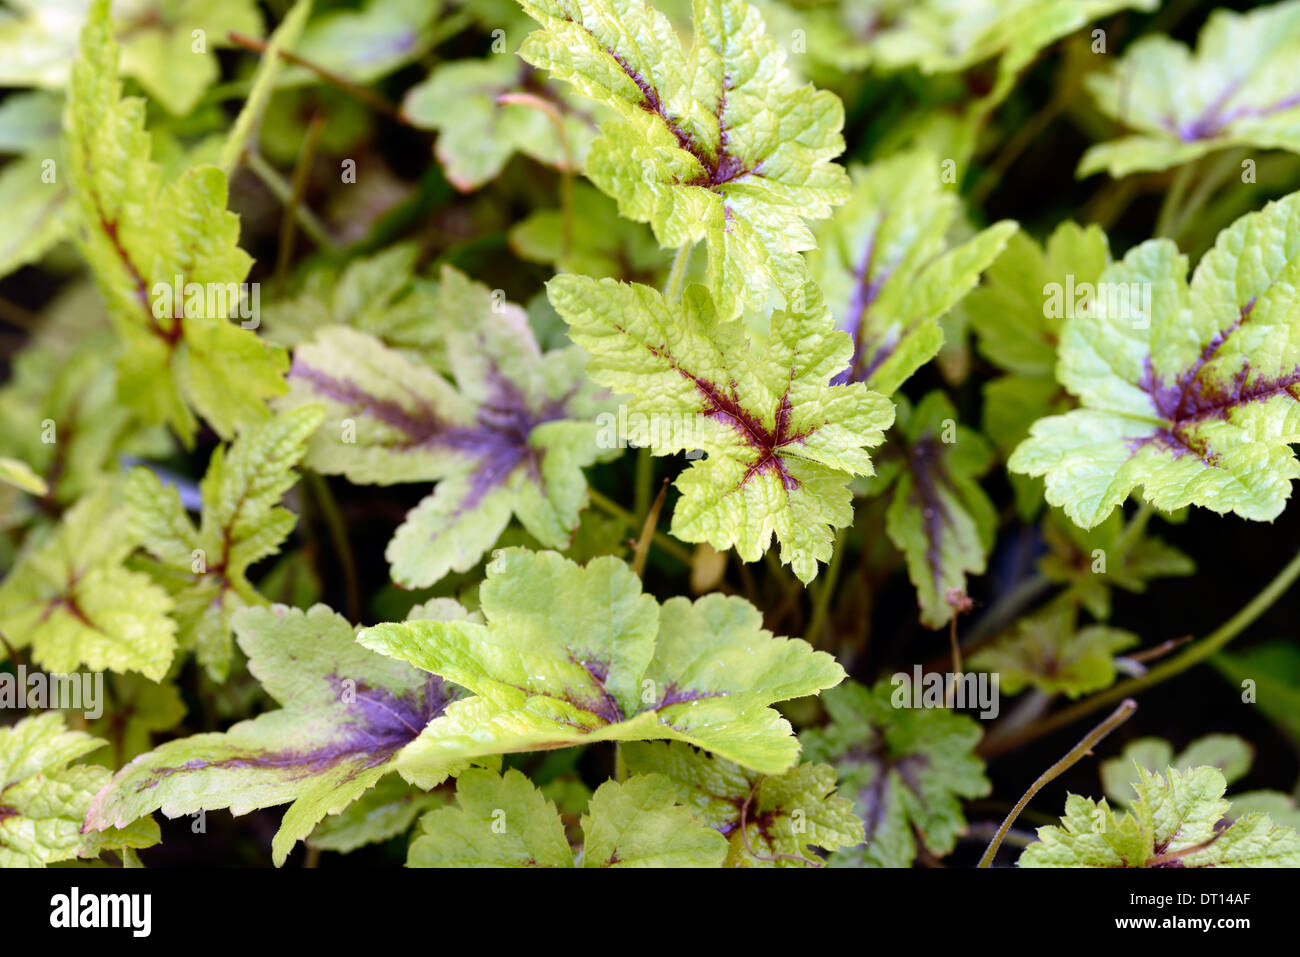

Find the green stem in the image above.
[
  {"left": 979, "top": 699, "right": 1137, "bottom": 867},
  {"left": 983, "top": 548, "right": 1300, "bottom": 757},
  {"left": 614, "top": 742, "right": 627, "bottom": 783},
  {"left": 1155, "top": 162, "right": 1195, "bottom": 239},
  {"left": 805, "top": 528, "right": 846, "bottom": 645},
  {"left": 305, "top": 471, "right": 362, "bottom": 623},
  {"left": 1111, "top": 498, "right": 1154, "bottom": 556},
  {"left": 246, "top": 152, "right": 339, "bottom": 254},
  {"left": 664, "top": 242, "right": 692, "bottom": 303},
  {"left": 587, "top": 488, "right": 692, "bottom": 566},
  {"left": 1167, "top": 148, "right": 1241, "bottom": 242},
  {"left": 634, "top": 447, "right": 653, "bottom": 523},
  {"left": 275, "top": 112, "right": 324, "bottom": 289}
]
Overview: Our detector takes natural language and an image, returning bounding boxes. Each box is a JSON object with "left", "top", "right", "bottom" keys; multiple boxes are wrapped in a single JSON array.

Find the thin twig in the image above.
[
  {"left": 246, "top": 152, "right": 339, "bottom": 253},
  {"left": 984, "top": 548, "right": 1300, "bottom": 757},
  {"left": 978, "top": 699, "right": 1137, "bottom": 867},
  {"left": 275, "top": 112, "right": 324, "bottom": 289},
  {"left": 632, "top": 481, "right": 668, "bottom": 578},
  {"left": 228, "top": 31, "right": 406, "bottom": 123}
]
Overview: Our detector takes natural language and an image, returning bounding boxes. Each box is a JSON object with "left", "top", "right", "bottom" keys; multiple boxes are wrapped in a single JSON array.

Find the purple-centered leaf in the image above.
[
  {"left": 279, "top": 265, "right": 614, "bottom": 587},
  {"left": 84, "top": 603, "right": 467, "bottom": 866}
]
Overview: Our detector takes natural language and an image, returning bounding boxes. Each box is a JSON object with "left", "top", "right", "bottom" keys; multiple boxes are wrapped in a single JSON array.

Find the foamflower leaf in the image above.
[
  {"left": 876, "top": 392, "right": 996, "bottom": 628},
  {"left": 125, "top": 405, "right": 325, "bottom": 680},
  {"left": 1020, "top": 766, "right": 1300, "bottom": 867},
  {"left": 800, "top": 679, "right": 990, "bottom": 867},
  {"left": 0, "top": 485, "right": 177, "bottom": 680},
  {"left": 808, "top": 152, "right": 1016, "bottom": 395},
  {"left": 1080, "top": 2, "right": 1300, "bottom": 178},
  {"left": 967, "top": 220, "right": 1110, "bottom": 516},
  {"left": 969, "top": 604, "right": 1138, "bottom": 698},
  {"left": 280, "top": 266, "right": 614, "bottom": 588},
  {"left": 402, "top": 56, "right": 599, "bottom": 191},
  {"left": 261, "top": 244, "right": 443, "bottom": 363},
  {"left": 84, "top": 604, "right": 465, "bottom": 867},
  {"left": 0, "top": 714, "right": 159, "bottom": 867},
  {"left": 0, "top": 0, "right": 263, "bottom": 115},
  {"left": 788, "top": 0, "right": 1154, "bottom": 75},
  {"left": 1009, "top": 193, "right": 1300, "bottom": 529},
  {"left": 307, "top": 773, "right": 447, "bottom": 854},
  {"left": 548, "top": 275, "right": 894, "bottom": 581},
  {"left": 1101, "top": 734, "right": 1254, "bottom": 807},
  {"left": 407, "top": 767, "right": 727, "bottom": 867},
  {"left": 622, "top": 741, "right": 863, "bottom": 867},
  {"left": 510, "top": 182, "right": 668, "bottom": 280},
  {"left": 516, "top": 0, "right": 850, "bottom": 320},
  {"left": 65, "top": 0, "right": 287, "bottom": 447},
  {"left": 1037, "top": 506, "right": 1193, "bottom": 620},
  {"left": 359, "top": 548, "right": 846, "bottom": 779}
]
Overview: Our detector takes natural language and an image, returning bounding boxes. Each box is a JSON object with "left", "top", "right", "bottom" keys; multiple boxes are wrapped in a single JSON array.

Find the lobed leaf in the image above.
[{"left": 549, "top": 274, "right": 894, "bottom": 581}]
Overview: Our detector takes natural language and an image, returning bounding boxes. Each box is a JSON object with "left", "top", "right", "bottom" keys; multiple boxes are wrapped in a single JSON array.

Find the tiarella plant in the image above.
[{"left": 3, "top": 0, "right": 1300, "bottom": 875}]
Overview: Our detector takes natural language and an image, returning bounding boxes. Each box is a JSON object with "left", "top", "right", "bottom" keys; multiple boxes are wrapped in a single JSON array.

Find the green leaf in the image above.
[
  {"left": 967, "top": 221, "right": 1109, "bottom": 517},
  {"left": 968, "top": 221, "right": 1111, "bottom": 377},
  {"left": 0, "top": 456, "right": 48, "bottom": 497},
  {"left": 220, "top": 0, "right": 315, "bottom": 174},
  {"left": 87, "top": 674, "right": 187, "bottom": 766},
  {"left": 83, "top": 603, "right": 466, "bottom": 867},
  {"left": 1009, "top": 194, "right": 1300, "bottom": 528},
  {"left": 1020, "top": 766, "right": 1300, "bottom": 867},
  {"left": 280, "top": 266, "right": 614, "bottom": 588},
  {"left": 0, "top": 305, "right": 172, "bottom": 512},
  {"left": 808, "top": 152, "right": 1016, "bottom": 394},
  {"left": 0, "top": 0, "right": 263, "bottom": 115},
  {"left": 407, "top": 767, "right": 727, "bottom": 867},
  {"left": 622, "top": 741, "right": 863, "bottom": 867},
  {"left": 970, "top": 604, "right": 1138, "bottom": 698},
  {"left": 402, "top": 55, "right": 599, "bottom": 191},
  {"left": 1101, "top": 734, "right": 1254, "bottom": 807},
  {"left": 799, "top": 679, "right": 990, "bottom": 867},
  {"left": 1213, "top": 642, "right": 1300, "bottom": 746},
  {"left": 878, "top": 392, "right": 996, "bottom": 628},
  {"left": 516, "top": 0, "right": 850, "bottom": 319},
  {"left": 1080, "top": 2, "right": 1300, "bottom": 177},
  {"left": 0, "top": 154, "right": 69, "bottom": 279},
  {"left": 125, "top": 405, "right": 323, "bottom": 680},
  {"left": 0, "top": 485, "right": 177, "bottom": 679},
  {"left": 262, "top": 244, "right": 443, "bottom": 364},
  {"left": 408, "top": 767, "right": 572, "bottom": 867},
  {"left": 359, "top": 548, "right": 846, "bottom": 779},
  {"left": 0, "top": 713, "right": 158, "bottom": 867},
  {"left": 65, "top": 0, "right": 287, "bottom": 447},
  {"left": 307, "top": 773, "right": 447, "bottom": 854},
  {"left": 789, "top": 0, "right": 1154, "bottom": 75},
  {"left": 510, "top": 182, "right": 668, "bottom": 280},
  {"left": 283, "top": 0, "right": 445, "bottom": 86},
  {"left": 1037, "top": 506, "right": 1194, "bottom": 619},
  {"left": 549, "top": 275, "right": 894, "bottom": 581}
]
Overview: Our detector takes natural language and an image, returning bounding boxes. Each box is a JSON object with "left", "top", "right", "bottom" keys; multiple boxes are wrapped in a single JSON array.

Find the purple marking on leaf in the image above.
[
  {"left": 0, "top": 806, "right": 16, "bottom": 824},
  {"left": 1133, "top": 296, "right": 1300, "bottom": 459},
  {"left": 631, "top": 327, "right": 812, "bottom": 491},
  {"left": 1174, "top": 79, "right": 1300, "bottom": 141},
  {"left": 567, "top": 17, "right": 755, "bottom": 189},
  {"left": 134, "top": 674, "right": 450, "bottom": 793},
  {"left": 832, "top": 218, "right": 899, "bottom": 386},
  {"left": 845, "top": 743, "right": 929, "bottom": 844},
  {"left": 654, "top": 681, "right": 723, "bottom": 709},
  {"left": 289, "top": 359, "right": 570, "bottom": 515},
  {"left": 567, "top": 653, "right": 624, "bottom": 724},
  {"left": 906, "top": 436, "right": 956, "bottom": 591}
]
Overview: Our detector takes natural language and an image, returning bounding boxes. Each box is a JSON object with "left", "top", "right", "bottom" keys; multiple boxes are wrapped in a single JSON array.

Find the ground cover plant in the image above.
[{"left": 1, "top": 0, "right": 1300, "bottom": 870}]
